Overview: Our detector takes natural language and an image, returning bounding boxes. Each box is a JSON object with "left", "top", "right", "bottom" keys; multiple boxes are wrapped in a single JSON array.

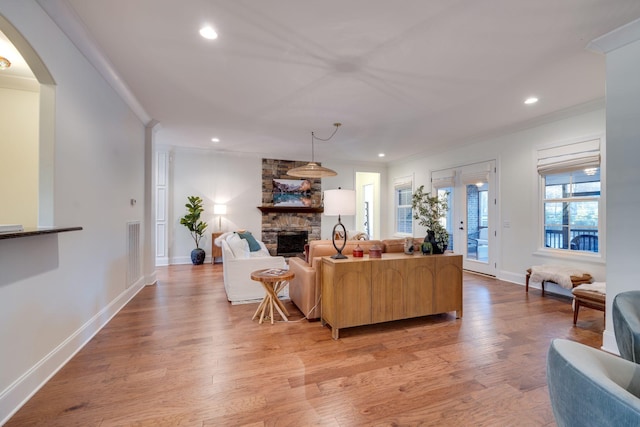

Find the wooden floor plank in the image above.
[{"left": 6, "top": 264, "right": 604, "bottom": 426}]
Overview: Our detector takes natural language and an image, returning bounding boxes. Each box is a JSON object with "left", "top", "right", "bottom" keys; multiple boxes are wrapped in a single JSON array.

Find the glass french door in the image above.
[{"left": 433, "top": 161, "right": 496, "bottom": 276}]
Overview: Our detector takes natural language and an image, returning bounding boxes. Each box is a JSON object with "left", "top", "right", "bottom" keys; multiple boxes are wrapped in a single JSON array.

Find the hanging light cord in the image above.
[{"left": 310, "top": 123, "right": 341, "bottom": 162}]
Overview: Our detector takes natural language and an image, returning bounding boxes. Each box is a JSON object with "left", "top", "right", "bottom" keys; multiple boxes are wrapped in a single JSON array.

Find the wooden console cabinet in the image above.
[{"left": 321, "top": 253, "right": 462, "bottom": 339}]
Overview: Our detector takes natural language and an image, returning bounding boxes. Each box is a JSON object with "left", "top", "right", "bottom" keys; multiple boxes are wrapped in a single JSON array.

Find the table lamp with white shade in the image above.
[
  {"left": 323, "top": 188, "right": 356, "bottom": 259},
  {"left": 213, "top": 204, "right": 227, "bottom": 231}
]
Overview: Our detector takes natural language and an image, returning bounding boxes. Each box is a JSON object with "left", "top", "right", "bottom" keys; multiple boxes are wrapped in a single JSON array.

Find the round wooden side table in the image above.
[{"left": 250, "top": 268, "right": 294, "bottom": 324}]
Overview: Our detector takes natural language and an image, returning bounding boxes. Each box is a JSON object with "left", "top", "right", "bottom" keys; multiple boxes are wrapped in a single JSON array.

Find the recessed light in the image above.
[
  {"left": 0, "top": 56, "right": 11, "bottom": 70},
  {"left": 211, "top": 137, "right": 220, "bottom": 143},
  {"left": 378, "top": 153, "right": 385, "bottom": 158},
  {"left": 199, "top": 26, "right": 218, "bottom": 40},
  {"left": 524, "top": 97, "right": 539, "bottom": 105}
]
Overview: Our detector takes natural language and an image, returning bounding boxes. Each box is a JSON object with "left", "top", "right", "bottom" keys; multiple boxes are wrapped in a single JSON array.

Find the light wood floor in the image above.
[{"left": 7, "top": 264, "right": 604, "bottom": 426}]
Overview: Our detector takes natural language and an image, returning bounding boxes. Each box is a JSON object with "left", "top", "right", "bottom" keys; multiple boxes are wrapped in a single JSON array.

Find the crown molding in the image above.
[
  {"left": 587, "top": 17, "right": 640, "bottom": 54},
  {"left": 37, "top": 0, "right": 153, "bottom": 126}
]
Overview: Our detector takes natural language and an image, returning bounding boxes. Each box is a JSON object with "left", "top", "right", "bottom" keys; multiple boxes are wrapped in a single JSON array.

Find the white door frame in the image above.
[{"left": 433, "top": 161, "right": 497, "bottom": 276}]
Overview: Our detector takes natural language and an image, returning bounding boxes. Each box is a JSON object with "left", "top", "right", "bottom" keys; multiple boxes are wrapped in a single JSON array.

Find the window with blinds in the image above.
[
  {"left": 394, "top": 176, "right": 413, "bottom": 235},
  {"left": 538, "top": 139, "right": 601, "bottom": 253}
]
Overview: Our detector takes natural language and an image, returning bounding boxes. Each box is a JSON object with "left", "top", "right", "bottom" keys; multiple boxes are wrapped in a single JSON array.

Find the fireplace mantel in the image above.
[{"left": 257, "top": 205, "right": 324, "bottom": 214}]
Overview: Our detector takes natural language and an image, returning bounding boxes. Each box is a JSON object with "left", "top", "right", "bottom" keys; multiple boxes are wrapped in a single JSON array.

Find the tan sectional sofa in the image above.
[{"left": 288, "top": 238, "right": 424, "bottom": 319}]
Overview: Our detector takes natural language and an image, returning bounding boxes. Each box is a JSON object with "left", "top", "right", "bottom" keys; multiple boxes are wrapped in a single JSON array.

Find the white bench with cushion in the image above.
[
  {"left": 572, "top": 282, "right": 606, "bottom": 325},
  {"left": 525, "top": 264, "right": 592, "bottom": 296}
]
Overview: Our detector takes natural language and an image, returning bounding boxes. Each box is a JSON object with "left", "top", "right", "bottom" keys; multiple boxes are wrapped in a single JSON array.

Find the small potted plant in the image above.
[
  {"left": 411, "top": 185, "right": 449, "bottom": 254},
  {"left": 180, "top": 196, "right": 208, "bottom": 265}
]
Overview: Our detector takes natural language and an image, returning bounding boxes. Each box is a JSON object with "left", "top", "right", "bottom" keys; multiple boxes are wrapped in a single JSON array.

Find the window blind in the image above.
[
  {"left": 394, "top": 175, "right": 413, "bottom": 189},
  {"left": 460, "top": 163, "right": 491, "bottom": 185},
  {"left": 461, "top": 171, "right": 489, "bottom": 185},
  {"left": 537, "top": 139, "right": 600, "bottom": 175},
  {"left": 431, "top": 169, "right": 455, "bottom": 189}
]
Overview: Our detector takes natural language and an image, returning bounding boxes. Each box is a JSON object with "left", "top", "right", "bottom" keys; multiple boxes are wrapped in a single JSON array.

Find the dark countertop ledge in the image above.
[{"left": 0, "top": 226, "right": 83, "bottom": 240}]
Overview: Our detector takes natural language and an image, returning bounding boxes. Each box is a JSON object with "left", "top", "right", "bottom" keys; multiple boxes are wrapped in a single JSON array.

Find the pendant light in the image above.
[{"left": 287, "top": 123, "right": 341, "bottom": 178}]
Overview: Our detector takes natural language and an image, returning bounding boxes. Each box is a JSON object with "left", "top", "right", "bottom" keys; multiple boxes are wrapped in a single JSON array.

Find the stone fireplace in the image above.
[
  {"left": 260, "top": 159, "right": 323, "bottom": 255},
  {"left": 277, "top": 230, "right": 309, "bottom": 257}
]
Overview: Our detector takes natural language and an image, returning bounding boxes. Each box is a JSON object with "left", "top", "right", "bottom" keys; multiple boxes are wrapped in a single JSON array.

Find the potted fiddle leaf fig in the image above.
[
  {"left": 180, "top": 196, "right": 208, "bottom": 265},
  {"left": 411, "top": 185, "right": 450, "bottom": 254}
]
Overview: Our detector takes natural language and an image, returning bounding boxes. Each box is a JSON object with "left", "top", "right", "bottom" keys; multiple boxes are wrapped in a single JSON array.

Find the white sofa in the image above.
[{"left": 216, "top": 232, "right": 287, "bottom": 304}]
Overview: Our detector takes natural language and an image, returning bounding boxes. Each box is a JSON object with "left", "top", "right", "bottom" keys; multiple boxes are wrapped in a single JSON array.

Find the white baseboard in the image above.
[
  {"left": 145, "top": 271, "right": 157, "bottom": 286},
  {"left": 0, "top": 278, "right": 146, "bottom": 425},
  {"left": 170, "top": 256, "right": 192, "bottom": 265},
  {"left": 602, "top": 329, "right": 620, "bottom": 355},
  {"left": 169, "top": 256, "right": 213, "bottom": 265},
  {"left": 159, "top": 256, "right": 216, "bottom": 266},
  {"left": 497, "top": 270, "right": 524, "bottom": 285}
]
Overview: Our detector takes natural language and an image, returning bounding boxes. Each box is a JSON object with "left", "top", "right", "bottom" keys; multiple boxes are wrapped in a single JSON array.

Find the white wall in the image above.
[
  {"left": 165, "top": 151, "right": 388, "bottom": 263},
  {"left": 599, "top": 30, "right": 640, "bottom": 352},
  {"left": 0, "top": 86, "right": 39, "bottom": 226},
  {"left": 0, "top": 2, "right": 147, "bottom": 422},
  {"left": 168, "top": 149, "right": 263, "bottom": 264},
  {"left": 388, "top": 106, "right": 607, "bottom": 289}
]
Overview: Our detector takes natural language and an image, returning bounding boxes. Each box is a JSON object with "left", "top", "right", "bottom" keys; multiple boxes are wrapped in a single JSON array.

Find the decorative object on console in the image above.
[
  {"left": 213, "top": 204, "right": 227, "bottom": 231},
  {"left": 369, "top": 244, "right": 382, "bottom": 258},
  {"left": 411, "top": 185, "right": 450, "bottom": 254},
  {"left": 324, "top": 188, "right": 356, "bottom": 259},
  {"left": 179, "top": 196, "right": 208, "bottom": 265},
  {"left": 421, "top": 241, "right": 433, "bottom": 255},
  {"left": 404, "top": 237, "right": 414, "bottom": 254},
  {"left": 287, "top": 123, "right": 341, "bottom": 178},
  {"left": 353, "top": 244, "right": 364, "bottom": 257}
]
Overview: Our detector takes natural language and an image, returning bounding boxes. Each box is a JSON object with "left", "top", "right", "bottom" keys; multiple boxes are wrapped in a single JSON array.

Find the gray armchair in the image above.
[
  {"left": 613, "top": 291, "right": 640, "bottom": 363},
  {"left": 547, "top": 339, "right": 640, "bottom": 426}
]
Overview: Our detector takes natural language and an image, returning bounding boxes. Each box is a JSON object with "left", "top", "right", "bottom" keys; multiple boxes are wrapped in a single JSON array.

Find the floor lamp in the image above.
[
  {"left": 323, "top": 188, "right": 356, "bottom": 259},
  {"left": 213, "top": 204, "right": 227, "bottom": 231}
]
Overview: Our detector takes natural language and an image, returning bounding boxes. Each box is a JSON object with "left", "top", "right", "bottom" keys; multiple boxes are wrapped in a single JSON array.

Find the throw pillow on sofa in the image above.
[{"left": 237, "top": 231, "right": 261, "bottom": 252}]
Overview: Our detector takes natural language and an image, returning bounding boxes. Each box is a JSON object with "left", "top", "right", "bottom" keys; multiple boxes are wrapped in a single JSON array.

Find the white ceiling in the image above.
[{"left": 35, "top": 1, "right": 640, "bottom": 163}]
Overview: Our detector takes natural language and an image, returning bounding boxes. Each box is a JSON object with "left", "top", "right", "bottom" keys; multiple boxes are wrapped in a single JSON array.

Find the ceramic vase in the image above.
[{"left": 191, "top": 248, "right": 206, "bottom": 265}]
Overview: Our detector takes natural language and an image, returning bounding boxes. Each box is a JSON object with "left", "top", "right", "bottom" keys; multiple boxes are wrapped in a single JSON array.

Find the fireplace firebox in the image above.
[{"left": 277, "top": 231, "right": 308, "bottom": 257}]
